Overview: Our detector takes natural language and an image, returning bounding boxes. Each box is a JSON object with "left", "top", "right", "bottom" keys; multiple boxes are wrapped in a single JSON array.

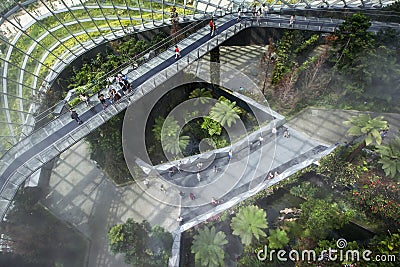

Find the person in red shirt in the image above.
[
  {"left": 175, "top": 45, "right": 180, "bottom": 59},
  {"left": 210, "top": 19, "right": 217, "bottom": 36}
]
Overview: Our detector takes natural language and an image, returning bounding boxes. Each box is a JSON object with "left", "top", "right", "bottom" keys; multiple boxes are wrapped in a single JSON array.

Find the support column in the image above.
[{"left": 209, "top": 46, "right": 220, "bottom": 86}]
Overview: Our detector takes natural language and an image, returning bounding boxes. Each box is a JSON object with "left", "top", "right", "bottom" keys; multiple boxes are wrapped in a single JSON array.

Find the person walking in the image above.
[
  {"left": 160, "top": 184, "right": 166, "bottom": 194},
  {"left": 289, "top": 15, "right": 295, "bottom": 27},
  {"left": 79, "top": 93, "right": 89, "bottom": 106},
  {"left": 197, "top": 172, "right": 201, "bottom": 182},
  {"left": 144, "top": 178, "right": 150, "bottom": 189},
  {"left": 258, "top": 135, "right": 264, "bottom": 146},
  {"left": 251, "top": 4, "right": 257, "bottom": 17},
  {"left": 213, "top": 165, "right": 218, "bottom": 173},
  {"left": 256, "top": 7, "right": 262, "bottom": 25},
  {"left": 98, "top": 93, "right": 108, "bottom": 109},
  {"left": 177, "top": 160, "right": 182, "bottom": 173},
  {"left": 211, "top": 21, "right": 217, "bottom": 36},
  {"left": 175, "top": 45, "right": 181, "bottom": 59},
  {"left": 228, "top": 149, "right": 233, "bottom": 161},
  {"left": 283, "top": 129, "right": 290, "bottom": 138},
  {"left": 69, "top": 109, "right": 83, "bottom": 125},
  {"left": 237, "top": 8, "right": 242, "bottom": 22},
  {"left": 263, "top": 3, "right": 269, "bottom": 17}
]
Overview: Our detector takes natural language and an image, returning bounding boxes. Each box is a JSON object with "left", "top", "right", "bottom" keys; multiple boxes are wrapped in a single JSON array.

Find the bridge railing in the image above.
[
  {"left": 0, "top": 17, "right": 212, "bottom": 176},
  {"left": 0, "top": 13, "right": 250, "bottom": 220}
]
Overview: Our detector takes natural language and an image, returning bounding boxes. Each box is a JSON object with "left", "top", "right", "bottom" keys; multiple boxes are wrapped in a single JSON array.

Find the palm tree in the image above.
[
  {"left": 189, "top": 88, "right": 212, "bottom": 106},
  {"left": 152, "top": 116, "right": 180, "bottom": 142},
  {"left": 191, "top": 226, "right": 228, "bottom": 267},
  {"left": 210, "top": 97, "right": 241, "bottom": 128},
  {"left": 376, "top": 137, "right": 400, "bottom": 180},
  {"left": 162, "top": 134, "right": 190, "bottom": 156},
  {"left": 267, "top": 229, "right": 289, "bottom": 249},
  {"left": 231, "top": 205, "right": 268, "bottom": 246},
  {"left": 201, "top": 117, "right": 222, "bottom": 136},
  {"left": 343, "top": 114, "right": 388, "bottom": 161}
]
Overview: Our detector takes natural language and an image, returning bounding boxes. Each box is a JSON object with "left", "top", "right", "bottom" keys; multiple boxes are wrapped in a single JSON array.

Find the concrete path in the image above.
[{"left": 286, "top": 107, "right": 400, "bottom": 145}]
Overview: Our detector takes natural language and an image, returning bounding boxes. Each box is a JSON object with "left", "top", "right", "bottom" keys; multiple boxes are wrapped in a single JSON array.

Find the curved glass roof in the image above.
[{"left": 0, "top": 0, "right": 395, "bottom": 155}]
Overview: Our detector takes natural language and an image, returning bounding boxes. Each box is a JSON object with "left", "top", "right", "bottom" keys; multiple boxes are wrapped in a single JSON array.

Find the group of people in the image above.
[
  {"left": 99, "top": 74, "right": 132, "bottom": 109},
  {"left": 69, "top": 73, "right": 134, "bottom": 125}
]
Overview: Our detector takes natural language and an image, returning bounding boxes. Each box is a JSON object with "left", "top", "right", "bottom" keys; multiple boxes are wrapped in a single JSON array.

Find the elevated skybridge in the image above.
[{"left": 0, "top": 12, "right": 399, "bottom": 219}]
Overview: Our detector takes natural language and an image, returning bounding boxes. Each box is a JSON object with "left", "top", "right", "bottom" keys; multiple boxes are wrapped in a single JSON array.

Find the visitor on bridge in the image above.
[
  {"left": 97, "top": 93, "right": 108, "bottom": 109},
  {"left": 209, "top": 19, "right": 217, "bottom": 36},
  {"left": 262, "top": 4, "right": 269, "bottom": 17},
  {"left": 211, "top": 197, "right": 221, "bottom": 206},
  {"left": 111, "top": 89, "right": 121, "bottom": 103},
  {"left": 79, "top": 93, "right": 89, "bottom": 106},
  {"left": 251, "top": 4, "right": 257, "bottom": 17},
  {"left": 289, "top": 15, "right": 295, "bottom": 27},
  {"left": 175, "top": 45, "right": 181, "bottom": 59},
  {"left": 69, "top": 109, "right": 83, "bottom": 125},
  {"left": 237, "top": 8, "right": 241, "bottom": 22},
  {"left": 228, "top": 149, "right": 233, "bottom": 161},
  {"left": 256, "top": 7, "right": 262, "bottom": 25}
]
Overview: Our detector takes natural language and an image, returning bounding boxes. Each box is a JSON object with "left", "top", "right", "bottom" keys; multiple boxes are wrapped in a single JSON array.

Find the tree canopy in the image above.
[
  {"left": 108, "top": 219, "right": 172, "bottom": 266},
  {"left": 191, "top": 226, "right": 228, "bottom": 267},
  {"left": 231, "top": 205, "right": 268, "bottom": 246},
  {"left": 377, "top": 137, "right": 400, "bottom": 180},
  {"left": 299, "top": 199, "right": 353, "bottom": 241}
]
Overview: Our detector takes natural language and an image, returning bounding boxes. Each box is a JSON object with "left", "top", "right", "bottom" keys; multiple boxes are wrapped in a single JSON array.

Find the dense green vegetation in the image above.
[
  {"left": 149, "top": 89, "right": 254, "bottom": 163},
  {"left": 191, "top": 226, "right": 228, "bottom": 267},
  {"left": 265, "top": 12, "right": 400, "bottom": 115},
  {"left": 108, "top": 218, "right": 172, "bottom": 266}
]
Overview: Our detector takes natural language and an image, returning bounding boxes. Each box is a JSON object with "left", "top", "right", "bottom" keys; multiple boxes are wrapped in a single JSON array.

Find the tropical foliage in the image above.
[
  {"left": 267, "top": 229, "right": 289, "bottom": 249},
  {"left": 191, "top": 226, "right": 228, "bottom": 267},
  {"left": 343, "top": 114, "right": 388, "bottom": 162},
  {"left": 201, "top": 117, "right": 222, "bottom": 136},
  {"left": 343, "top": 114, "right": 388, "bottom": 146},
  {"left": 377, "top": 137, "right": 400, "bottom": 180},
  {"left": 152, "top": 115, "right": 190, "bottom": 156},
  {"left": 189, "top": 88, "right": 212, "bottom": 105},
  {"left": 209, "top": 97, "right": 241, "bottom": 128},
  {"left": 299, "top": 199, "right": 353, "bottom": 241},
  {"left": 108, "top": 219, "right": 172, "bottom": 266},
  {"left": 333, "top": 12, "right": 374, "bottom": 69},
  {"left": 351, "top": 177, "right": 400, "bottom": 224},
  {"left": 231, "top": 205, "right": 268, "bottom": 246}
]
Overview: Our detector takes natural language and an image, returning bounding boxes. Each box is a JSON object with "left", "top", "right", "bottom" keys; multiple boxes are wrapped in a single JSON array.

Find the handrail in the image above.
[
  {"left": 0, "top": 15, "right": 246, "bottom": 213},
  {"left": 0, "top": 16, "right": 211, "bottom": 164}
]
